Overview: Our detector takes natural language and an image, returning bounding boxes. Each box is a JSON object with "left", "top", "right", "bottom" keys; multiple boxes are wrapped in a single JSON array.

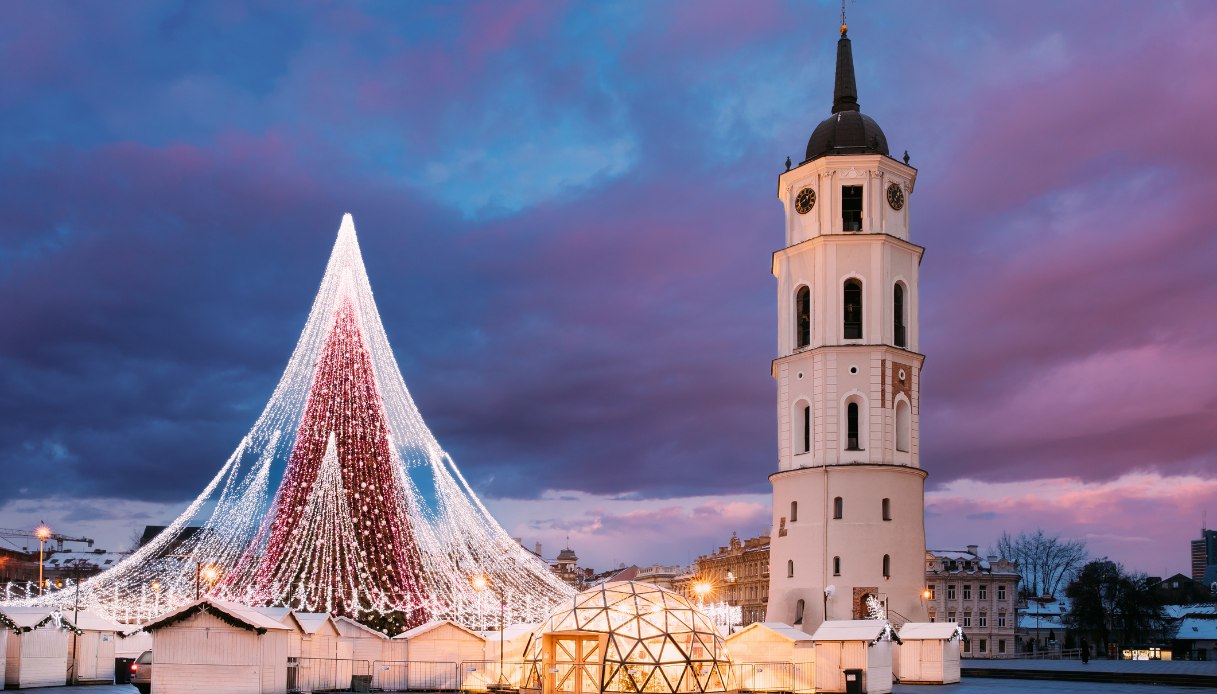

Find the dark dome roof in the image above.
[{"left": 806, "top": 110, "right": 889, "bottom": 161}]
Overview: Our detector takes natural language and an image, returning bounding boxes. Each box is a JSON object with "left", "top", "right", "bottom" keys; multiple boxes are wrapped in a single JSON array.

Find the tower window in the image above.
[
  {"left": 846, "top": 402, "right": 861, "bottom": 450},
  {"left": 802, "top": 404, "right": 811, "bottom": 453},
  {"left": 794, "top": 599, "right": 805, "bottom": 624},
  {"left": 796, "top": 286, "right": 811, "bottom": 348},
  {"left": 843, "top": 279, "right": 863, "bottom": 339},
  {"left": 893, "top": 283, "right": 907, "bottom": 347},
  {"left": 895, "top": 399, "right": 911, "bottom": 452},
  {"left": 833, "top": 556, "right": 841, "bottom": 576},
  {"left": 790, "top": 501, "right": 798, "bottom": 522},
  {"left": 787, "top": 560, "right": 795, "bottom": 578},
  {"left": 882, "top": 498, "right": 891, "bottom": 521},
  {"left": 833, "top": 496, "right": 843, "bottom": 519},
  {"left": 842, "top": 186, "right": 863, "bottom": 231},
  {"left": 883, "top": 554, "right": 891, "bottom": 578}
]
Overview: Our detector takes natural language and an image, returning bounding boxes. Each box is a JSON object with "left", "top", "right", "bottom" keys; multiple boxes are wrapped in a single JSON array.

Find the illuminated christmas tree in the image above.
[{"left": 9, "top": 215, "right": 574, "bottom": 627}]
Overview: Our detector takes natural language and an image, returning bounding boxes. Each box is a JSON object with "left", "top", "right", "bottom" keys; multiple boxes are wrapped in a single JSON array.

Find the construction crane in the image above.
[{"left": 0, "top": 527, "right": 95, "bottom": 552}]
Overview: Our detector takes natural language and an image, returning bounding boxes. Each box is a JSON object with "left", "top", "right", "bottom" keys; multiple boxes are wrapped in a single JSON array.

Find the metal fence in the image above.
[
  {"left": 730, "top": 661, "right": 815, "bottom": 694},
  {"left": 460, "top": 660, "right": 530, "bottom": 690},
  {"left": 373, "top": 660, "right": 461, "bottom": 691},
  {"left": 288, "top": 657, "right": 372, "bottom": 693}
]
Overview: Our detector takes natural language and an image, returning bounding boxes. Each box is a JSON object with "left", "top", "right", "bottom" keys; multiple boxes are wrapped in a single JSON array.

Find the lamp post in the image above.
[
  {"left": 472, "top": 574, "right": 507, "bottom": 689},
  {"left": 35, "top": 523, "right": 51, "bottom": 596},
  {"left": 197, "top": 563, "right": 220, "bottom": 600}
]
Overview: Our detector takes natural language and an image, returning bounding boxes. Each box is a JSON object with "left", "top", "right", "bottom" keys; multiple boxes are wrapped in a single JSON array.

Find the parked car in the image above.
[{"left": 131, "top": 650, "right": 152, "bottom": 694}]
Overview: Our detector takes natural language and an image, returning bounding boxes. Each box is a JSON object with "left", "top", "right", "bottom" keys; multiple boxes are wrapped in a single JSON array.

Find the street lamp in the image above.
[
  {"left": 35, "top": 523, "right": 51, "bottom": 596},
  {"left": 198, "top": 564, "right": 220, "bottom": 600},
  {"left": 472, "top": 574, "right": 508, "bottom": 689},
  {"left": 693, "top": 581, "right": 712, "bottom": 605}
]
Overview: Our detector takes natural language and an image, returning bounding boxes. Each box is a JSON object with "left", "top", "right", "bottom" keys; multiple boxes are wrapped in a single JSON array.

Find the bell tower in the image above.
[{"left": 766, "top": 19, "right": 929, "bottom": 632}]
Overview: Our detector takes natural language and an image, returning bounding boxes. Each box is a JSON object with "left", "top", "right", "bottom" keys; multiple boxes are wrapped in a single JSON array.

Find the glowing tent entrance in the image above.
[{"left": 10, "top": 215, "right": 574, "bottom": 628}]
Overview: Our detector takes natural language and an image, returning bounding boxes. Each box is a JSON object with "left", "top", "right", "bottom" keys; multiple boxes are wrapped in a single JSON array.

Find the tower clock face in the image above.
[
  {"left": 795, "top": 187, "right": 816, "bottom": 215},
  {"left": 886, "top": 183, "right": 905, "bottom": 211}
]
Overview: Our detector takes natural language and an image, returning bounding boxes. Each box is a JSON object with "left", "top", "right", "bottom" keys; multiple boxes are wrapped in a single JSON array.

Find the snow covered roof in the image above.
[
  {"left": 0, "top": 606, "right": 59, "bottom": 629},
  {"left": 146, "top": 599, "right": 292, "bottom": 634},
  {"left": 292, "top": 612, "right": 334, "bottom": 635},
  {"left": 393, "top": 619, "right": 485, "bottom": 641},
  {"left": 1017, "top": 614, "right": 1065, "bottom": 631},
  {"left": 333, "top": 615, "right": 389, "bottom": 639},
  {"left": 1175, "top": 617, "right": 1217, "bottom": 641},
  {"left": 254, "top": 606, "right": 292, "bottom": 622},
  {"left": 477, "top": 622, "right": 539, "bottom": 642},
  {"left": 67, "top": 609, "right": 125, "bottom": 632},
  {"left": 727, "top": 621, "right": 814, "bottom": 643},
  {"left": 810, "top": 619, "right": 892, "bottom": 642},
  {"left": 898, "top": 622, "right": 960, "bottom": 640},
  {"left": 1165, "top": 604, "right": 1217, "bottom": 619}
]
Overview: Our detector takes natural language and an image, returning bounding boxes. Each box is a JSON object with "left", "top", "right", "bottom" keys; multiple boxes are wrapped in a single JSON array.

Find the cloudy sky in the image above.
[{"left": 2, "top": 0, "right": 1214, "bottom": 577}]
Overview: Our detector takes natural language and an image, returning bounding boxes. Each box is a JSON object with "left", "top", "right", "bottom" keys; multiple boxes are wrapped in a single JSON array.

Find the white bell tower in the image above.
[{"left": 766, "top": 20, "right": 929, "bottom": 632}]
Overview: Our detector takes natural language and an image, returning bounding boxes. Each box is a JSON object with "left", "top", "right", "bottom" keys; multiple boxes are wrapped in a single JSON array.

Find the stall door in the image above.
[{"left": 546, "top": 635, "right": 601, "bottom": 694}]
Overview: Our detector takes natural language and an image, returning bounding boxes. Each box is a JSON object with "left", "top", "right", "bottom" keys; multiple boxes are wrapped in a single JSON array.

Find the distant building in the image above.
[
  {"left": 42, "top": 549, "right": 127, "bottom": 586},
  {"left": 1192, "top": 529, "right": 1217, "bottom": 583},
  {"left": 925, "top": 546, "right": 1020, "bottom": 659},
  {"left": 553, "top": 546, "right": 580, "bottom": 587},
  {"left": 1149, "top": 573, "right": 1212, "bottom": 605},
  {"left": 0, "top": 547, "right": 39, "bottom": 585},
  {"left": 687, "top": 532, "right": 770, "bottom": 626},
  {"left": 633, "top": 564, "right": 685, "bottom": 592}
]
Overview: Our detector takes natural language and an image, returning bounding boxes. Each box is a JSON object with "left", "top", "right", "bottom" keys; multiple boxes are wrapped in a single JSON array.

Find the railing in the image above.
[
  {"left": 460, "top": 660, "right": 529, "bottom": 691},
  {"left": 287, "top": 657, "right": 371, "bottom": 693},
  {"left": 374, "top": 660, "right": 460, "bottom": 692},
  {"left": 886, "top": 609, "right": 911, "bottom": 630},
  {"left": 975, "top": 648, "right": 1080, "bottom": 661},
  {"left": 731, "top": 662, "right": 815, "bottom": 694}
]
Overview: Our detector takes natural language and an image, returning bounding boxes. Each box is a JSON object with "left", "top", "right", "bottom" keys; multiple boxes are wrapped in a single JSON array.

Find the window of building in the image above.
[
  {"left": 796, "top": 286, "right": 811, "bottom": 348},
  {"left": 998, "top": 612, "right": 1006, "bottom": 628},
  {"left": 893, "top": 283, "right": 907, "bottom": 348},
  {"left": 794, "top": 599, "right": 805, "bottom": 624},
  {"left": 833, "top": 496, "right": 843, "bottom": 519},
  {"left": 846, "top": 402, "right": 861, "bottom": 450},
  {"left": 787, "top": 560, "right": 794, "bottom": 578},
  {"left": 979, "top": 585, "right": 988, "bottom": 600},
  {"left": 947, "top": 611, "right": 956, "bottom": 623},
  {"left": 998, "top": 639, "right": 1006, "bottom": 654},
  {"left": 895, "top": 399, "right": 910, "bottom": 452},
  {"left": 927, "top": 585, "right": 935, "bottom": 600},
  {"left": 833, "top": 556, "right": 841, "bottom": 576},
  {"left": 962, "top": 613, "right": 972, "bottom": 628},
  {"left": 800, "top": 404, "right": 811, "bottom": 454},
  {"left": 929, "top": 612, "right": 935, "bottom": 623},
  {"left": 790, "top": 501, "right": 798, "bottom": 522},
  {"left": 979, "top": 639, "right": 987, "bottom": 654},
  {"left": 882, "top": 497, "right": 891, "bottom": 521},
  {"left": 842, "top": 185, "right": 862, "bottom": 231},
  {"left": 843, "top": 279, "right": 863, "bottom": 339},
  {"left": 947, "top": 584, "right": 956, "bottom": 600},
  {"left": 979, "top": 612, "right": 988, "bottom": 628},
  {"left": 882, "top": 554, "right": 890, "bottom": 578},
  {"left": 963, "top": 638, "right": 971, "bottom": 653},
  {"left": 997, "top": 584, "right": 1006, "bottom": 601},
  {"left": 963, "top": 585, "right": 972, "bottom": 600}
]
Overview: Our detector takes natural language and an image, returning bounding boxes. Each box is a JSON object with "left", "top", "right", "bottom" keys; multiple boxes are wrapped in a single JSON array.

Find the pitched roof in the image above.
[
  {"left": 1175, "top": 616, "right": 1217, "bottom": 641},
  {"left": 292, "top": 612, "right": 335, "bottom": 635},
  {"left": 145, "top": 599, "right": 292, "bottom": 634},
  {"left": 333, "top": 615, "right": 389, "bottom": 639},
  {"left": 810, "top": 619, "right": 892, "bottom": 642},
  {"left": 67, "top": 609, "right": 125, "bottom": 632},
  {"left": 393, "top": 619, "right": 485, "bottom": 641},
  {"left": 898, "top": 622, "right": 961, "bottom": 640},
  {"left": 727, "top": 621, "right": 813, "bottom": 643},
  {"left": 0, "top": 606, "right": 59, "bottom": 629}
]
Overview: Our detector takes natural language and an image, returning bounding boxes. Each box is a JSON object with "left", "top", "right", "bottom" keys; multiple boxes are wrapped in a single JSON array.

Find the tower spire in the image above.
[{"left": 832, "top": 7, "right": 859, "bottom": 114}]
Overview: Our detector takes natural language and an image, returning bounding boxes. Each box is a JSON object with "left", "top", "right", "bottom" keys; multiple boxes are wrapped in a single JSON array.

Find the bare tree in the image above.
[{"left": 994, "top": 528, "right": 1087, "bottom": 598}]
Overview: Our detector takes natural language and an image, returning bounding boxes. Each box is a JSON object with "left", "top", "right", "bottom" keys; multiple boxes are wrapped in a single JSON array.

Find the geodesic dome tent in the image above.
[{"left": 523, "top": 581, "right": 731, "bottom": 694}]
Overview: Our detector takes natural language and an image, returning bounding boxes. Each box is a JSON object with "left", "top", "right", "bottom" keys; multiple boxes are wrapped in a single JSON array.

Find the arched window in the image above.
[
  {"left": 893, "top": 283, "right": 906, "bottom": 348},
  {"left": 883, "top": 554, "right": 891, "bottom": 578},
  {"left": 843, "top": 279, "right": 863, "bottom": 339},
  {"left": 796, "top": 286, "right": 811, "bottom": 348},
  {"left": 833, "top": 496, "right": 843, "bottom": 519},
  {"left": 895, "top": 399, "right": 911, "bottom": 452},
  {"left": 794, "top": 599, "right": 805, "bottom": 624},
  {"left": 847, "top": 402, "right": 861, "bottom": 450},
  {"left": 790, "top": 501, "right": 798, "bottom": 522},
  {"left": 793, "top": 399, "right": 812, "bottom": 452},
  {"left": 882, "top": 498, "right": 892, "bottom": 521},
  {"left": 833, "top": 556, "right": 841, "bottom": 575},
  {"left": 787, "top": 560, "right": 795, "bottom": 578}
]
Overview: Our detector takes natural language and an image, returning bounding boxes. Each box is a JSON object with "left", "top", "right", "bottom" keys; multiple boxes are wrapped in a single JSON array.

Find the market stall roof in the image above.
[
  {"left": 145, "top": 599, "right": 292, "bottom": 634},
  {"left": 729, "top": 621, "right": 813, "bottom": 642},
  {"left": 810, "top": 619, "right": 892, "bottom": 642},
  {"left": 898, "top": 622, "right": 960, "bottom": 640}
]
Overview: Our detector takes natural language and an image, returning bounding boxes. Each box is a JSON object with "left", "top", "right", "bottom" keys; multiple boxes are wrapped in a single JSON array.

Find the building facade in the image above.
[
  {"left": 766, "top": 22, "right": 929, "bottom": 633},
  {"left": 685, "top": 533, "right": 770, "bottom": 626},
  {"left": 1192, "top": 529, "right": 1217, "bottom": 586},
  {"left": 925, "top": 547, "right": 1020, "bottom": 658}
]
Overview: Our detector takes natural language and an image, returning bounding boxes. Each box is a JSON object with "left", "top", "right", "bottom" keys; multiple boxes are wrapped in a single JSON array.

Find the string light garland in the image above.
[{"left": 3, "top": 214, "right": 575, "bottom": 627}]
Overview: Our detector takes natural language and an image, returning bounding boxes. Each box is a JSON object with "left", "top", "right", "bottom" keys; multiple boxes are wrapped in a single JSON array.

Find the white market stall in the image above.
[
  {"left": 1, "top": 606, "right": 75, "bottom": 689},
  {"left": 67, "top": 609, "right": 125, "bottom": 684},
  {"left": 382, "top": 620, "right": 485, "bottom": 690},
  {"left": 893, "top": 623, "right": 962, "bottom": 684},
  {"left": 333, "top": 615, "right": 388, "bottom": 664},
  {"left": 724, "top": 622, "right": 815, "bottom": 693},
  {"left": 810, "top": 620, "right": 898, "bottom": 694},
  {"left": 145, "top": 599, "right": 292, "bottom": 694},
  {"left": 473, "top": 622, "right": 539, "bottom": 689}
]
